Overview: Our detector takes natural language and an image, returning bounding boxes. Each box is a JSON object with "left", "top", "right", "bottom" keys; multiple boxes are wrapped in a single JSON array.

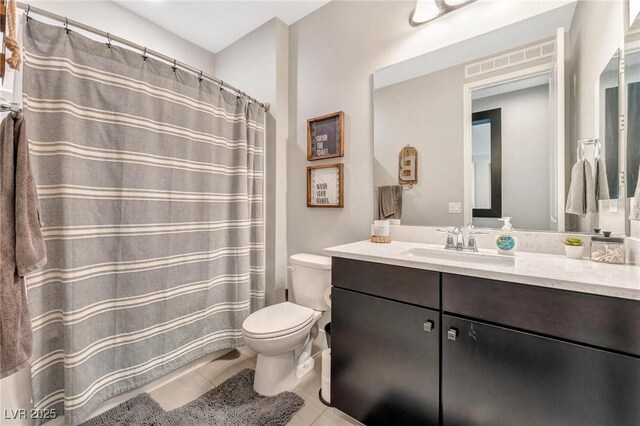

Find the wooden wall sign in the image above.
[
  {"left": 307, "top": 163, "right": 344, "bottom": 208},
  {"left": 399, "top": 145, "right": 418, "bottom": 185},
  {"left": 307, "top": 111, "right": 344, "bottom": 161}
]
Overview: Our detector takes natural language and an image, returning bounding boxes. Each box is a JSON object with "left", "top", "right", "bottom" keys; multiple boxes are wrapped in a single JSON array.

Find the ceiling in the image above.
[{"left": 114, "top": 0, "right": 330, "bottom": 54}]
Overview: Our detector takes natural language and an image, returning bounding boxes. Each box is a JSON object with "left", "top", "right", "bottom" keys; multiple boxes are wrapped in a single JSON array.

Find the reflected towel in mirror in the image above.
[
  {"left": 595, "top": 158, "right": 610, "bottom": 201},
  {"left": 378, "top": 185, "right": 403, "bottom": 219}
]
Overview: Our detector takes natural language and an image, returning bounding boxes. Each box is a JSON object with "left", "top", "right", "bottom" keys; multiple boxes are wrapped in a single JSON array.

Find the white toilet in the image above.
[{"left": 242, "top": 253, "right": 331, "bottom": 396}]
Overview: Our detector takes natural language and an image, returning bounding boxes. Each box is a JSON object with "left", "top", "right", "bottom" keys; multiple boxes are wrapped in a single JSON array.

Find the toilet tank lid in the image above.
[{"left": 290, "top": 253, "right": 332, "bottom": 270}]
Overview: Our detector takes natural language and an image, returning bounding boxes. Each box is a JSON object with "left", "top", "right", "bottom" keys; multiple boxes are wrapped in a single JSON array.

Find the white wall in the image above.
[
  {"left": 473, "top": 84, "right": 552, "bottom": 231},
  {"left": 214, "top": 18, "right": 290, "bottom": 305},
  {"left": 28, "top": 1, "right": 215, "bottom": 71},
  {"left": 0, "top": 2, "right": 217, "bottom": 425},
  {"left": 287, "top": 0, "right": 576, "bottom": 259}
]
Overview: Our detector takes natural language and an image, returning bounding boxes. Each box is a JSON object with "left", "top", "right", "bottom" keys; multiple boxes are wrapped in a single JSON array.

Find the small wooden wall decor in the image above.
[
  {"left": 307, "top": 163, "right": 344, "bottom": 208},
  {"left": 399, "top": 145, "right": 418, "bottom": 185},
  {"left": 307, "top": 111, "right": 344, "bottom": 161}
]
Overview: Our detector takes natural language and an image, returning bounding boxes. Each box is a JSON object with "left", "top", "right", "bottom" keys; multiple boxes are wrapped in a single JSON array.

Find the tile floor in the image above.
[{"left": 149, "top": 345, "right": 360, "bottom": 426}]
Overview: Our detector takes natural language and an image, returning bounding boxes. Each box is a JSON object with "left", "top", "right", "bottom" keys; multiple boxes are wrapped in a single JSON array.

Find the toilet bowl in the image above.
[{"left": 242, "top": 254, "right": 331, "bottom": 395}]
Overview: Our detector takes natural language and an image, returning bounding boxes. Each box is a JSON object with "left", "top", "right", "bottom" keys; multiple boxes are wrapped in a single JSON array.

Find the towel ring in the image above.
[
  {"left": 576, "top": 138, "right": 601, "bottom": 161},
  {"left": 577, "top": 143, "right": 585, "bottom": 162}
]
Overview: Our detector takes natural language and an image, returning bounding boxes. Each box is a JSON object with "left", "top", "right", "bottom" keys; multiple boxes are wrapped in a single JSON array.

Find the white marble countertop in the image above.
[{"left": 324, "top": 240, "right": 640, "bottom": 301}]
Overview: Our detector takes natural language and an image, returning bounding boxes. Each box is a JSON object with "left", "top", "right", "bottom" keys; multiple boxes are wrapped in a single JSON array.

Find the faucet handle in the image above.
[
  {"left": 466, "top": 234, "right": 479, "bottom": 252},
  {"left": 445, "top": 233, "right": 456, "bottom": 249}
]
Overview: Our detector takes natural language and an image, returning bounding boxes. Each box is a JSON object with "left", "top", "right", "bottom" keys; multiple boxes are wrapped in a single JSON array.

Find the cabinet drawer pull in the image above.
[
  {"left": 423, "top": 320, "right": 434, "bottom": 333},
  {"left": 447, "top": 328, "right": 458, "bottom": 341}
]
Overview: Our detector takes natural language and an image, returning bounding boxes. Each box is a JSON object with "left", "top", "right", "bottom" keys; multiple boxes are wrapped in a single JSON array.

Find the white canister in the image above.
[{"left": 373, "top": 220, "right": 390, "bottom": 237}]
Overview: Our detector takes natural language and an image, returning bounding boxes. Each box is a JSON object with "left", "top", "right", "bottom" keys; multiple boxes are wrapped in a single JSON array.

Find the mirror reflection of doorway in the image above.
[
  {"left": 472, "top": 108, "right": 502, "bottom": 218},
  {"left": 470, "top": 73, "right": 553, "bottom": 230}
]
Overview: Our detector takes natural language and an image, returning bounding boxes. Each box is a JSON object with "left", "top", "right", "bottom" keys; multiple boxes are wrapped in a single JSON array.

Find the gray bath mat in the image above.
[{"left": 80, "top": 369, "right": 305, "bottom": 426}]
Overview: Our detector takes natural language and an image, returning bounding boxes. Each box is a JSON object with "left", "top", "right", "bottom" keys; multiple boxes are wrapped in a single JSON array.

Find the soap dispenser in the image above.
[{"left": 496, "top": 217, "right": 517, "bottom": 256}]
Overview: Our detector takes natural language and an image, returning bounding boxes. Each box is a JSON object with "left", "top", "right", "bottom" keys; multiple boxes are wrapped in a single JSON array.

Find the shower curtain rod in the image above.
[{"left": 15, "top": 1, "right": 270, "bottom": 111}]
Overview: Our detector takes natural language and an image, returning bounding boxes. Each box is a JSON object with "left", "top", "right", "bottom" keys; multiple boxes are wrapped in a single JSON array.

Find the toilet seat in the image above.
[{"left": 243, "top": 302, "right": 316, "bottom": 339}]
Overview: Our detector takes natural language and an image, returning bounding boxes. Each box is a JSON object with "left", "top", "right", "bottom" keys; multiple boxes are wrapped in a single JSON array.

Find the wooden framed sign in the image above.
[
  {"left": 399, "top": 145, "right": 418, "bottom": 185},
  {"left": 307, "top": 111, "right": 345, "bottom": 161},
  {"left": 307, "top": 163, "right": 344, "bottom": 208}
]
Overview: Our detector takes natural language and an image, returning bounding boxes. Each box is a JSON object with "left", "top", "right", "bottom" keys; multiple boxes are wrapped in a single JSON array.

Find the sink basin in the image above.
[{"left": 397, "top": 246, "right": 515, "bottom": 267}]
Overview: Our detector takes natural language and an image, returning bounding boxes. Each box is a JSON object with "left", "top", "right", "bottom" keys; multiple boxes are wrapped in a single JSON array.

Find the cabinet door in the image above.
[
  {"left": 442, "top": 315, "right": 640, "bottom": 426},
  {"left": 332, "top": 287, "right": 440, "bottom": 425}
]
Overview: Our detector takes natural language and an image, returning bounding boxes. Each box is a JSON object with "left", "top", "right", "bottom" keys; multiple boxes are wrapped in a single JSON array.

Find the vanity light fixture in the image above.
[{"left": 410, "top": 0, "right": 476, "bottom": 27}]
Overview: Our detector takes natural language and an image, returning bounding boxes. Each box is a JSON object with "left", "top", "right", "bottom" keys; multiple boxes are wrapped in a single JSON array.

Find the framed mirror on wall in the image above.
[
  {"left": 589, "top": 49, "right": 624, "bottom": 235},
  {"left": 373, "top": 2, "right": 632, "bottom": 235},
  {"left": 374, "top": 19, "right": 566, "bottom": 231},
  {"left": 625, "top": 14, "right": 640, "bottom": 236},
  {"left": 598, "top": 52, "right": 620, "bottom": 201}
]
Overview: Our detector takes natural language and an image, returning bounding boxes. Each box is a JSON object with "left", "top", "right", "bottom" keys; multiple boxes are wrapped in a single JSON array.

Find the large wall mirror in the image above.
[
  {"left": 373, "top": 1, "right": 634, "bottom": 235},
  {"left": 626, "top": 13, "right": 640, "bottom": 235}
]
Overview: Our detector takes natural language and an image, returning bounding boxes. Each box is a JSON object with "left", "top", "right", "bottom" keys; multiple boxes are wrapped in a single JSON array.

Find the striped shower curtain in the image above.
[{"left": 23, "top": 20, "right": 264, "bottom": 425}]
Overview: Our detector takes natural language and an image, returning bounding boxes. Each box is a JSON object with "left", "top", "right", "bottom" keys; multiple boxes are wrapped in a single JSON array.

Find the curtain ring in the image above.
[
  {"left": 64, "top": 17, "right": 71, "bottom": 35},
  {"left": 142, "top": 47, "right": 148, "bottom": 62},
  {"left": 198, "top": 71, "right": 204, "bottom": 83},
  {"left": 105, "top": 33, "right": 112, "bottom": 50},
  {"left": 25, "top": 5, "right": 31, "bottom": 22},
  {"left": 172, "top": 59, "right": 177, "bottom": 73},
  {"left": 219, "top": 81, "right": 224, "bottom": 91}
]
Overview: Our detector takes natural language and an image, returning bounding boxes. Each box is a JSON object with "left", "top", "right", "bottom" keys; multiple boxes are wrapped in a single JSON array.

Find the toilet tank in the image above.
[{"left": 289, "top": 253, "right": 332, "bottom": 311}]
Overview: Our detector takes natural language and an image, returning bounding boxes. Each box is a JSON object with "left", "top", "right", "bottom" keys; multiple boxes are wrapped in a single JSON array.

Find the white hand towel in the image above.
[{"left": 566, "top": 160, "right": 597, "bottom": 216}]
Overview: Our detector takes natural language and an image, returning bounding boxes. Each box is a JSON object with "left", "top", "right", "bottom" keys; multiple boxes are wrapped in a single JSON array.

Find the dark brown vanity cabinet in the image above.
[
  {"left": 330, "top": 259, "right": 640, "bottom": 426},
  {"left": 441, "top": 315, "right": 640, "bottom": 426},
  {"left": 331, "top": 258, "right": 441, "bottom": 425},
  {"left": 441, "top": 273, "right": 640, "bottom": 426}
]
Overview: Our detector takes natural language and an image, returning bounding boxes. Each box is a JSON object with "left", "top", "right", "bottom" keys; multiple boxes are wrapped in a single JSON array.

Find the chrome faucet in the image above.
[
  {"left": 440, "top": 225, "right": 486, "bottom": 252},
  {"left": 450, "top": 226, "right": 463, "bottom": 250}
]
